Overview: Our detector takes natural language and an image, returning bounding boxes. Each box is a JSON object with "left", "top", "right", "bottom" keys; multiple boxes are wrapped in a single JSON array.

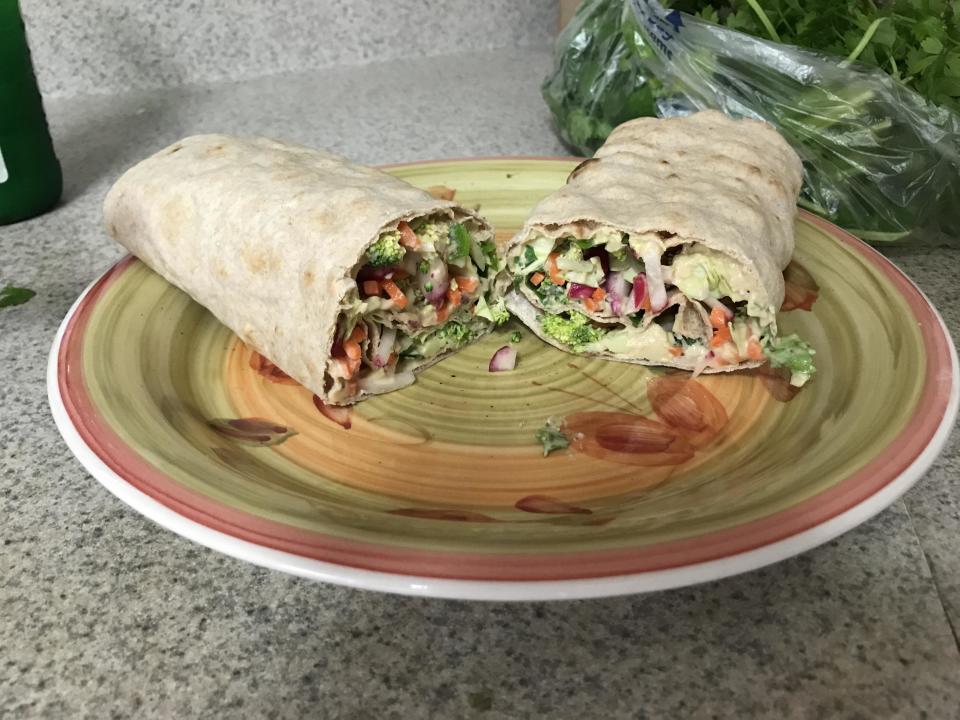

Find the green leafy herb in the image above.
[
  {"left": 0, "top": 285, "right": 36, "bottom": 308},
  {"left": 447, "top": 223, "right": 472, "bottom": 260},
  {"left": 535, "top": 418, "right": 570, "bottom": 457},
  {"left": 480, "top": 240, "right": 500, "bottom": 272}
]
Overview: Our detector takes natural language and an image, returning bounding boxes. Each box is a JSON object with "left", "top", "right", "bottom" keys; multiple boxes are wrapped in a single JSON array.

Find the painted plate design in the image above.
[{"left": 49, "top": 159, "right": 958, "bottom": 600}]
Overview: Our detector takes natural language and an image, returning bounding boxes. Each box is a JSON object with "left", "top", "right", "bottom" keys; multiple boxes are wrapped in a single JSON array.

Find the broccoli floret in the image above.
[
  {"left": 540, "top": 312, "right": 607, "bottom": 348},
  {"left": 765, "top": 334, "right": 817, "bottom": 387},
  {"left": 436, "top": 321, "right": 473, "bottom": 348},
  {"left": 510, "top": 331, "right": 522, "bottom": 343},
  {"left": 366, "top": 231, "right": 406, "bottom": 267},
  {"left": 475, "top": 296, "right": 510, "bottom": 325},
  {"left": 535, "top": 418, "right": 569, "bottom": 457}
]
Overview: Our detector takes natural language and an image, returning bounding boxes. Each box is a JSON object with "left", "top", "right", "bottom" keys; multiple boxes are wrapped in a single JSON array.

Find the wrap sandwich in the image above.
[
  {"left": 104, "top": 134, "right": 508, "bottom": 405},
  {"left": 504, "top": 111, "right": 816, "bottom": 385}
]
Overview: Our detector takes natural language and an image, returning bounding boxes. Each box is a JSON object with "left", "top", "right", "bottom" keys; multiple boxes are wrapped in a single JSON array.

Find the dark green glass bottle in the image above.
[{"left": 0, "top": 0, "right": 62, "bottom": 225}]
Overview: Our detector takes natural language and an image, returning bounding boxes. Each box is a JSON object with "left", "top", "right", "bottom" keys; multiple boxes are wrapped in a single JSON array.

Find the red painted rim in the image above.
[{"left": 57, "top": 212, "right": 954, "bottom": 581}]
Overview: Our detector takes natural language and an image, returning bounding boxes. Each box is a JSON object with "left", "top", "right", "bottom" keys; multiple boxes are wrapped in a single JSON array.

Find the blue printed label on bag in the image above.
[{"left": 630, "top": 0, "right": 682, "bottom": 60}]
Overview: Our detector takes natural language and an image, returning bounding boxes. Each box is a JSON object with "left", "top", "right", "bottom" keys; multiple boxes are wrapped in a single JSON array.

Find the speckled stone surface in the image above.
[
  {"left": 19, "top": 0, "right": 557, "bottom": 98},
  {"left": 2, "top": 48, "right": 960, "bottom": 719}
]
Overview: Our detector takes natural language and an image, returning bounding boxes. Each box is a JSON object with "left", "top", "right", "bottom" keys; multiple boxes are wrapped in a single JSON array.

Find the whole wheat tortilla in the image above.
[
  {"left": 103, "top": 134, "right": 492, "bottom": 403},
  {"left": 504, "top": 110, "right": 803, "bottom": 372}
]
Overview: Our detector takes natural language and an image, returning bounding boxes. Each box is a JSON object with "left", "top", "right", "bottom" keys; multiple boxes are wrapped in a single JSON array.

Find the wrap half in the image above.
[
  {"left": 504, "top": 111, "right": 816, "bottom": 385},
  {"left": 104, "top": 134, "right": 508, "bottom": 405}
]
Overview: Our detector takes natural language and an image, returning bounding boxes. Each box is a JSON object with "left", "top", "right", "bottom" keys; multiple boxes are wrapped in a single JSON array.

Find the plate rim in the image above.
[{"left": 48, "top": 158, "right": 960, "bottom": 601}]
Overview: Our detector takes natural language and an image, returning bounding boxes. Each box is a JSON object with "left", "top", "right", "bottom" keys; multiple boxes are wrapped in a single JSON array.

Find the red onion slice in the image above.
[{"left": 489, "top": 345, "right": 518, "bottom": 372}]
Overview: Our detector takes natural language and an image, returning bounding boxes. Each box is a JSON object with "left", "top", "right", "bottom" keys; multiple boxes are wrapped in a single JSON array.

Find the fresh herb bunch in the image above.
[
  {"left": 543, "top": 0, "right": 960, "bottom": 243},
  {"left": 676, "top": 0, "right": 960, "bottom": 112}
]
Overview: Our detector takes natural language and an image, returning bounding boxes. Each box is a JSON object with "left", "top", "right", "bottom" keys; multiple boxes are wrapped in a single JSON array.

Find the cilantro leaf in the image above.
[{"left": 0, "top": 285, "right": 36, "bottom": 308}]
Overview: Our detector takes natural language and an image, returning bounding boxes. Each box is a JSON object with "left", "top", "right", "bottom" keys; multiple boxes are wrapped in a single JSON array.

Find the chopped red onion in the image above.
[
  {"left": 418, "top": 256, "right": 449, "bottom": 304},
  {"left": 372, "top": 326, "right": 396, "bottom": 368},
  {"left": 567, "top": 283, "right": 595, "bottom": 299},
  {"left": 633, "top": 274, "right": 647, "bottom": 310},
  {"left": 489, "top": 345, "right": 518, "bottom": 372},
  {"left": 606, "top": 271, "right": 629, "bottom": 316},
  {"left": 639, "top": 245, "right": 668, "bottom": 311}
]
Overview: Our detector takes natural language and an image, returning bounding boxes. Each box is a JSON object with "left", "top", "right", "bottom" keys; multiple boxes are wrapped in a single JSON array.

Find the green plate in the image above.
[{"left": 48, "top": 158, "right": 958, "bottom": 600}]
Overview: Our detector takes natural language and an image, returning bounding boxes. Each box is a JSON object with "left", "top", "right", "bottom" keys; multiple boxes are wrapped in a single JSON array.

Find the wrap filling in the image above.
[
  {"left": 507, "top": 226, "right": 815, "bottom": 386},
  {"left": 327, "top": 214, "right": 505, "bottom": 402}
]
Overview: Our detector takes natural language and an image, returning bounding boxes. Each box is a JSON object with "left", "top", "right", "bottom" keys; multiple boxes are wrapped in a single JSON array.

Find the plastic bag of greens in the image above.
[{"left": 543, "top": 0, "right": 960, "bottom": 243}]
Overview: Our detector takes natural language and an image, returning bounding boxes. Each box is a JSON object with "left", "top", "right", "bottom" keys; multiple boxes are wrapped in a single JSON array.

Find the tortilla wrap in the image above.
[
  {"left": 504, "top": 110, "right": 809, "bottom": 379},
  {"left": 104, "top": 134, "right": 500, "bottom": 405}
]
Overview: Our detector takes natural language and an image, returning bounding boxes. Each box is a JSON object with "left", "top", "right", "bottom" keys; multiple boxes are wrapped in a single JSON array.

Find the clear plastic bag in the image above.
[{"left": 543, "top": 0, "right": 960, "bottom": 244}]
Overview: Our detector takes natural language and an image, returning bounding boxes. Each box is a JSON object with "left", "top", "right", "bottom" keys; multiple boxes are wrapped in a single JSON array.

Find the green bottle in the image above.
[{"left": 0, "top": 0, "right": 62, "bottom": 225}]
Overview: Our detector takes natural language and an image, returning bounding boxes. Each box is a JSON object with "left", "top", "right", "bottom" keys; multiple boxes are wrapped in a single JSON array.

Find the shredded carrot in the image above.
[
  {"left": 381, "top": 279, "right": 408, "bottom": 309},
  {"left": 349, "top": 324, "right": 367, "bottom": 342},
  {"left": 447, "top": 287, "right": 463, "bottom": 307},
  {"left": 669, "top": 346, "right": 683, "bottom": 357},
  {"left": 530, "top": 272, "right": 545, "bottom": 286},
  {"left": 362, "top": 279, "right": 380, "bottom": 296},
  {"left": 398, "top": 221, "right": 420, "bottom": 249},
  {"left": 591, "top": 287, "right": 606, "bottom": 301},
  {"left": 746, "top": 337, "right": 765, "bottom": 361},
  {"left": 455, "top": 276, "right": 479, "bottom": 293},
  {"left": 546, "top": 253, "right": 564, "bottom": 286},
  {"left": 709, "top": 306, "right": 728, "bottom": 330},
  {"left": 583, "top": 297, "right": 600, "bottom": 313}
]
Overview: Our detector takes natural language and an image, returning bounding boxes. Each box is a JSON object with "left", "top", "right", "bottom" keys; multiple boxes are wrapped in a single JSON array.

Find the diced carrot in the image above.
[
  {"left": 362, "top": 279, "right": 381, "bottom": 296},
  {"left": 530, "top": 272, "right": 545, "bottom": 286},
  {"left": 669, "top": 346, "right": 683, "bottom": 357},
  {"left": 436, "top": 301, "right": 452, "bottom": 323},
  {"left": 746, "top": 337, "right": 765, "bottom": 361},
  {"left": 591, "top": 287, "right": 606, "bottom": 301},
  {"left": 546, "top": 253, "right": 564, "bottom": 286},
  {"left": 709, "top": 323, "right": 733, "bottom": 348},
  {"left": 344, "top": 339, "right": 362, "bottom": 360},
  {"left": 447, "top": 288, "right": 463, "bottom": 307},
  {"left": 349, "top": 324, "right": 367, "bottom": 342},
  {"left": 381, "top": 279, "right": 408, "bottom": 310},
  {"left": 398, "top": 221, "right": 420, "bottom": 249},
  {"left": 583, "top": 297, "right": 600, "bottom": 313},
  {"left": 455, "top": 276, "right": 479, "bottom": 293},
  {"left": 709, "top": 306, "right": 728, "bottom": 330}
]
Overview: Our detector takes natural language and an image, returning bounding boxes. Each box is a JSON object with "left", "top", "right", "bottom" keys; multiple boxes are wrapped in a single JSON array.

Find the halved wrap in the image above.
[
  {"left": 104, "top": 134, "right": 508, "bottom": 405},
  {"left": 504, "top": 111, "right": 816, "bottom": 385}
]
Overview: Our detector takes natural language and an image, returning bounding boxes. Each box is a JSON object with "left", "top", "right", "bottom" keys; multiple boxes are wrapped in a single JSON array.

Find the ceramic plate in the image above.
[{"left": 49, "top": 158, "right": 958, "bottom": 601}]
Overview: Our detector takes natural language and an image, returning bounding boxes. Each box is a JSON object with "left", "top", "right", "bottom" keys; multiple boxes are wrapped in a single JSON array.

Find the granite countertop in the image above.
[{"left": 3, "top": 47, "right": 960, "bottom": 719}]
